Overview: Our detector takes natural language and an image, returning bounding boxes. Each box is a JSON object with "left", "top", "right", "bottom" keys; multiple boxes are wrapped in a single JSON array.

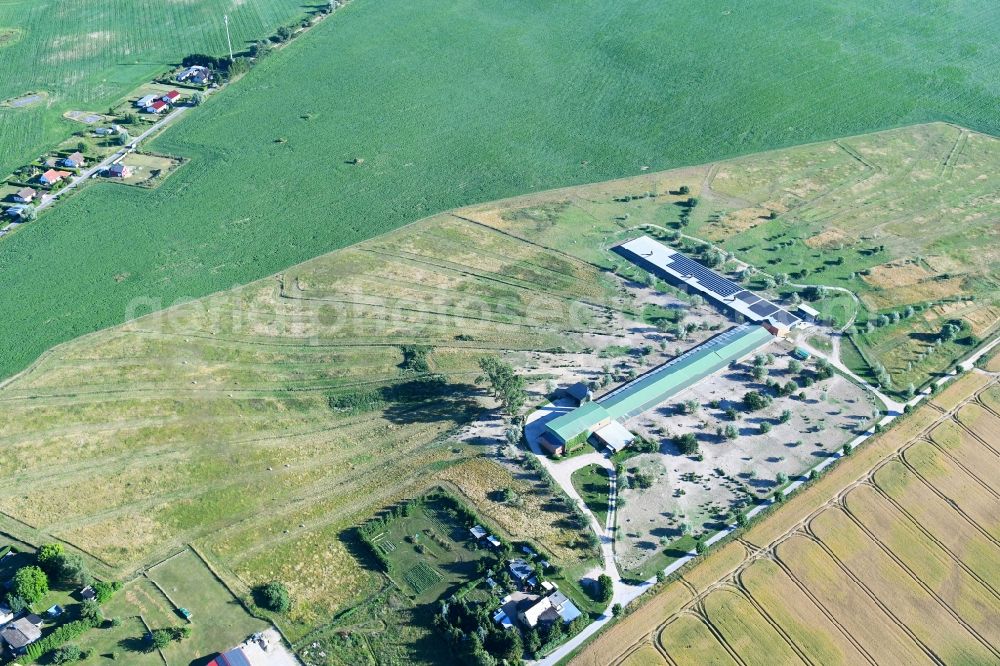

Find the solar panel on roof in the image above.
[
  {"left": 735, "top": 291, "right": 759, "bottom": 303},
  {"left": 749, "top": 301, "right": 779, "bottom": 317},
  {"left": 770, "top": 309, "right": 800, "bottom": 326}
]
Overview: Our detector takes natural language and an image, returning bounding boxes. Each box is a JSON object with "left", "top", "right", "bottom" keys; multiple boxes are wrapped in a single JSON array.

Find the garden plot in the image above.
[{"left": 616, "top": 342, "right": 878, "bottom": 574}]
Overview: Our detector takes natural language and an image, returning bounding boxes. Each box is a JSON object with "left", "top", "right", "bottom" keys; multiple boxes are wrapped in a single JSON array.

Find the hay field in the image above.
[
  {"left": 0, "top": 0, "right": 308, "bottom": 175},
  {"left": 0, "top": 214, "right": 616, "bottom": 641},
  {"left": 572, "top": 373, "right": 1000, "bottom": 666},
  {"left": 5, "top": 0, "right": 1000, "bottom": 380}
]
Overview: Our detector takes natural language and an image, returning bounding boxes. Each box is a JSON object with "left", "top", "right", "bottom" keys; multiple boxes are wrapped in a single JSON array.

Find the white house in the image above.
[{"left": 136, "top": 94, "right": 158, "bottom": 108}]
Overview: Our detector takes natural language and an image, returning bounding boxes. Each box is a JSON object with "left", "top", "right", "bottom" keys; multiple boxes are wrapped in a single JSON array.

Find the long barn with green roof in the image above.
[{"left": 543, "top": 324, "right": 772, "bottom": 449}]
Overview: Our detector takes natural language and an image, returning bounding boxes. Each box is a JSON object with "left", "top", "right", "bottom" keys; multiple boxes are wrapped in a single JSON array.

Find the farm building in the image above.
[
  {"left": 62, "top": 151, "right": 85, "bottom": 168},
  {"left": 564, "top": 381, "right": 592, "bottom": 405},
  {"left": 38, "top": 169, "right": 70, "bottom": 185},
  {"left": 145, "top": 100, "right": 167, "bottom": 114},
  {"left": 591, "top": 421, "right": 635, "bottom": 454},
  {"left": 613, "top": 236, "right": 800, "bottom": 333},
  {"left": 136, "top": 94, "right": 158, "bottom": 108},
  {"left": 108, "top": 163, "right": 133, "bottom": 179},
  {"left": 544, "top": 324, "right": 773, "bottom": 448},
  {"left": 162, "top": 90, "right": 181, "bottom": 104},
  {"left": 13, "top": 187, "right": 35, "bottom": 203},
  {"left": 797, "top": 303, "right": 820, "bottom": 322}
]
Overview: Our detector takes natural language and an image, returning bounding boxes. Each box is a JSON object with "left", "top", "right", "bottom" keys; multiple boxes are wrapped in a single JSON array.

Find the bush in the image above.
[
  {"left": 94, "top": 580, "right": 122, "bottom": 603},
  {"left": 52, "top": 644, "right": 83, "bottom": 664},
  {"left": 253, "top": 581, "right": 291, "bottom": 613}
]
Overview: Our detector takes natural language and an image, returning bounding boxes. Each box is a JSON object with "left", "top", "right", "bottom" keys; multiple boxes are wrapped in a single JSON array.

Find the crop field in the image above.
[
  {"left": 571, "top": 373, "right": 1000, "bottom": 666},
  {"left": 0, "top": 213, "right": 615, "bottom": 647},
  {"left": 0, "top": 0, "right": 309, "bottom": 175},
  {"left": 4, "top": 0, "right": 1000, "bottom": 380}
]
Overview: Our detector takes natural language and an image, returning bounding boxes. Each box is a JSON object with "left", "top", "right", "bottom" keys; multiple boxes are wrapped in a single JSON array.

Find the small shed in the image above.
[
  {"left": 46, "top": 604, "right": 63, "bottom": 618},
  {"left": 486, "top": 535, "right": 501, "bottom": 549},
  {"left": 792, "top": 347, "right": 811, "bottom": 361},
  {"left": 469, "top": 525, "right": 487, "bottom": 541},
  {"left": 592, "top": 421, "right": 636, "bottom": 454},
  {"left": 797, "top": 303, "right": 820, "bottom": 322}
]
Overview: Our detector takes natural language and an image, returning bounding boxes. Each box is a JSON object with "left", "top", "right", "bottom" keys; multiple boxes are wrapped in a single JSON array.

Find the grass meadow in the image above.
[
  {"left": 0, "top": 0, "right": 308, "bottom": 175},
  {"left": 571, "top": 375, "right": 1000, "bottom": 666},
  {"left": 0, "top": 213, "right": 614, "bottom": 651},
  {"left": 3, "top": 0, "right": 1000, "bottom": 379}
]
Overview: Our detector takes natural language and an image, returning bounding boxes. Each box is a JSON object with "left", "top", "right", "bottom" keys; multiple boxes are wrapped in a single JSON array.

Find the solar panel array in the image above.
[
  {"left": 665, "top": 254, "right": 742, "bottom": 297},
  {"left": 749, "top": 301, "right": 780, "bottom": 317},
  {"left": 735, "top": 290, "right": 760, "bottom": 304}
]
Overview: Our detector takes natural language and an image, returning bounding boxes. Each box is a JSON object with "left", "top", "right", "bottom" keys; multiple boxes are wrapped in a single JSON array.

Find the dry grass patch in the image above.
[{"left": 861, "top": 260, "right": 936, "bottom": 289}]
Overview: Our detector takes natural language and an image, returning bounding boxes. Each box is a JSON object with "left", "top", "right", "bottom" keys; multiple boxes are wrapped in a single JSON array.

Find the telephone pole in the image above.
[{"left": 224, "top": 14, "right": 234, "bottom": 61}]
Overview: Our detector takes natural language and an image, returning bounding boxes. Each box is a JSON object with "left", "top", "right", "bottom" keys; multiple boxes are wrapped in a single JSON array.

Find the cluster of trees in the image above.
[
  {"left": 674, "top": 432, "right": 699, "bottom": 455},
  {"left": 742, "top": 390, "right": 772, "bottom": 412},
  {"left": 400, "top": 344, "right": 432, "bottom": 373},
  {"left": 149, "top": 625, "right": 192, "bottom": 650},
  {"left": 436, "top": 598, "right": 524, "bottom": 664},
  {"left": 676, "top": 196, "right": 698, "bottom": 227},
  {"left": 479, "top": 356, "right": 526, "bottom": 415}
]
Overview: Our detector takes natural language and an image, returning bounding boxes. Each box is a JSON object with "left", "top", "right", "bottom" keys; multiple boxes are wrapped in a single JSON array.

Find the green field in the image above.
[
  {"left": 0, "top": 0, "right": 309, "bottom": 176},
  {"left": 3, "top": 0, "right": 1000, "bottom": 380}
]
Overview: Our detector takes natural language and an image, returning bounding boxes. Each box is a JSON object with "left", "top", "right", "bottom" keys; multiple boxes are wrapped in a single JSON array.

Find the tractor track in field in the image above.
[
  {"left": 835, "top": 493, "right": 1000, "bottom": 660},
  {"left": 922, "top": 434, "right": 1000, "bottom": 500},
  {"left": 794, "top": 524, "right": 946, "bottom": 665}
]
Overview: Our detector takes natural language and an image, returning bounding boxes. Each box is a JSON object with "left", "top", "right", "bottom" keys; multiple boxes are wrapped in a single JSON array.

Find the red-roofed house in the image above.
[
  {"left": 39, "top": 169, "right": 70, "bottom": 185},
  {"left": 146, "top": 100, "right": 167, "bottom": 114},
  {"left": 162, "top": 90, "right": 181, "bottom": 104}
]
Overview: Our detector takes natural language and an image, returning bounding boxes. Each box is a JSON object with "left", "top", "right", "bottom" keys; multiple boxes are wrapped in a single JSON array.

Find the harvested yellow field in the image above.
[
  {"left": 701, "top": 588, "right": 805, "bottom": 665},
  {"left": 657, "top": 614, "right": 737, "bottom": 666},
  {"left": 572, "top": 374, "right": 1000, "bottom": 666},
  {"left": 619, "top": 645, "right": 667, "bottom": 666}
]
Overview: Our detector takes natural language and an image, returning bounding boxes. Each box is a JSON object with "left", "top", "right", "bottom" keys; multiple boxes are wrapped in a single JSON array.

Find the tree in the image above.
[
  {"left": 678, "top": 185, "right": 690, "bottom": 195},
  {"left": 779, "top": 410, "right": 792, "bottom": 424},
  {"left": 150, "top": 629, "right": 172, "bottom": 650},
  {"left": 190, "top": 92, "right": 205, "bottom": 107},
  {"left": 695, "top": 539, "right": 706, "bottom": 554},
  {"left": 776, "top": 472, "right": 788, "bottom": 485},
  {"left": 56, "top": 553, "right": 92, "bottom": 587},
  {"left": 656, "top": 570, "right": 665, "bottom": 583},
  {"left": 674, "top": 433, "right": 698, "bottom": 455},
  {"left": 759, "top": 422, "right": 772, "bottom": 434},
  {"left": 735, "top": 511, "right": 748, "bottom": 528},
  {"left": 612, "top": 603, "right": 623, "bottom": 617},
  {"left": 81, "top": 598, "right": 102, "bottom": 625},
  {"left": 13, "top": 565, "right": 48, "bottom": 604},
  {"left": 724, "top": 424, "right": 738, "bottom": 441},
  {"left": 38, "top": 543, "right": 64, "bottom": 573},
  {"left": 253, "top": 581, "right": 291, "bottom": 613},
  {"left": 725, "top": 407, "right": 738, "bottom": 421},
  {"left": 743, "top": 390, "right": 770, "bottom": 411},
  {"left": 596, "top": 574, "right": 614, "bottom": 603},
  {"left": 788, "top": 359, "right": 802, "bottom": 374},
  {"left": 114, "top": 130, "right": 130, "bottom": 146},
  {"left": 52, "top": 644, "right": 83, "bottom": 664},
  {"left": 751, "top": 364, "right": 767, "bottom": 381}
]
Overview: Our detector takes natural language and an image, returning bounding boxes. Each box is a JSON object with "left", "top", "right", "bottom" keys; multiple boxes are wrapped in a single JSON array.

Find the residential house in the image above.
[
  {"left": 13, "top": 187, "right": 35, "bottom": 203},
  {"left": 518, "top": 590, "right": 582, "bottom": 628},
  {"left": 108, "top": 164, "right": 133, "bottom": 179},
  {"left": 508, "top": 558, "right": 534, "bottom": 583},
  {"left": 176, "top": 65, "right": 211, "bottom": 83},
  {"left": 145, "top": 100, "right": 167, "bottom": 114},
  {"left": 1, "top": 616, "right": 42, "bottom": 655},
  {"left": 62, "top": 151, "right": 85, "bottom": 168},
  {"left": 161, "top": 90, "right": 181, "bottom": 104},
  {"left": 38, "top": 169, "right": 70, "bottom": 185},
  {"left": 6, "top": 205, "right": 26, "bottom": 219},
  {"left": 136, "top": 94, "right": 159, "bottom": 108}
]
